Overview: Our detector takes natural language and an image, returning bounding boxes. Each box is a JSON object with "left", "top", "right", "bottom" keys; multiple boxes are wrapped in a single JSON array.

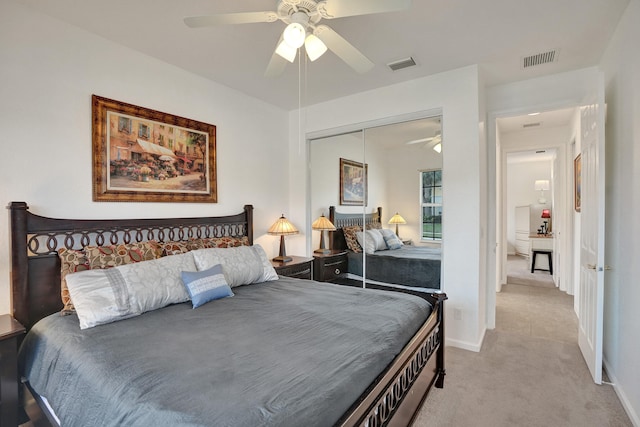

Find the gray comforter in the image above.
[
  {"left": 20, "top": 277, "right": 431, "bottom": 427},
  {"left": 347, "top": 246, "right": 441, "bottom": 289}
]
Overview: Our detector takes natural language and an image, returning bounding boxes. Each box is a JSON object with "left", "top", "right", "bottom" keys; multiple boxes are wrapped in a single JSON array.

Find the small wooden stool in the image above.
[{"left": 531, "top": 250, "right": 553, "bottom": 274}]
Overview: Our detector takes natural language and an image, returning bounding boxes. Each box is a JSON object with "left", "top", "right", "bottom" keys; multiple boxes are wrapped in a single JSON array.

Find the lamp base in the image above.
[
  {"left": 272, "top": 255, "right": 292, "bottom": 263},
  {"left": 314, "top": 248, "right": 332, "bottom": 255}
]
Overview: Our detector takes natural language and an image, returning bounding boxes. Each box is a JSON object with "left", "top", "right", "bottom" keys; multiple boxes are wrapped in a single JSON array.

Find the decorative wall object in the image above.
[
  {"left": 340, "top": 158, "right": 368, "bottom": 206},
  {"left": 92, "top": 95, "right": 217, "bottom": 203},
  {"left": 574, "top": 154, "right": 581, "bottom": 212}
]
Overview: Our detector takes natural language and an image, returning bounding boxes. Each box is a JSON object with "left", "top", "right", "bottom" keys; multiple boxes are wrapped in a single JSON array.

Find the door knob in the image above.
[{"left": 587, "top": 264, "right": 597, "bottom": 270}]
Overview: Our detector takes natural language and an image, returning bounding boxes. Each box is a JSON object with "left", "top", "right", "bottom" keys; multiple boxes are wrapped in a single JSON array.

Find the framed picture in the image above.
[
  {"left": 340, "top": 158, "right": 368, "bottom": 206},
  {"left": 92, "top": 95, "right": 217, "bottom": 203},
  {"left": 574, "top": 154, "right": 581, "bottom": 212}
]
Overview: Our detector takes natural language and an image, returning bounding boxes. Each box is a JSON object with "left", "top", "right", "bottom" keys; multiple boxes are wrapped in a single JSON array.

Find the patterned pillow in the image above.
[
  {"left": 181, "top": 264, "right": 234, "bottom": 308},
  {"left": 58, "top": 241, "right": 162, "bottom": 314},
  {"left": 366, "top": 221, "right": 383, "bottom": 230},
  {"left": 160, "top": 240, "right": 204, "bottom": 256},
  {"left": 199, "top": 236, "right": 250, "bottom": 249},
  {"left": 58, "top": 248, "right": 91, "bottom": 314},
  {"left": 84, "top": 241, "right": 162, "bottom": 268},
  {"left": 342, "top": 225, "right": 363, "bottom": 253}
]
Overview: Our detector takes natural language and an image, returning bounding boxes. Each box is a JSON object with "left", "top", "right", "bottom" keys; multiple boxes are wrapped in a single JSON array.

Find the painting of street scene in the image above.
[
  {"left": 107, "top": 111, "right": 209, "bottom": 193},
  {"left": 340, "top": 158, "right": 368, "bottom": 206}
]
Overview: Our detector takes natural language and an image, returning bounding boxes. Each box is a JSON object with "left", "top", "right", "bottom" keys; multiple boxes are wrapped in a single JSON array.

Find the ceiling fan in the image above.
[
  {"left": 406, "top": 131, "right": 442, "bottom": 152},
  {"left": 184, "top": 0, "right": 411, "bottom": 76}
]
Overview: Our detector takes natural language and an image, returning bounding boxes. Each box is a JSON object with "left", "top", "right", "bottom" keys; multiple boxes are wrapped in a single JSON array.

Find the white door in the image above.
[{"left": 578, "top": 71, "right": 606, "bottom": 384}]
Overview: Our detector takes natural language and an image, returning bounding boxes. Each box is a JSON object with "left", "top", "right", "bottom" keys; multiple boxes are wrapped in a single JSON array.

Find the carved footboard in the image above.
[{"left": 338, "top": 292, "right": 446, "bottom": 427}]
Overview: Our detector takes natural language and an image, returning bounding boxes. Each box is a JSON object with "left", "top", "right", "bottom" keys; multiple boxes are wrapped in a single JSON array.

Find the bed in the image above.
[
  {"left": 8, "top": 201, "right": 446, "bottom": 427},
  {"left": 329, "top": 206, "right": 441, "bottom": 289}
]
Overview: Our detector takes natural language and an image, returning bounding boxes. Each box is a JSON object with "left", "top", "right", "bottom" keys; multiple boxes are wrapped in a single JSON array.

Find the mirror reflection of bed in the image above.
[{"left": 309, "top": 115, "right": 443, "bottom": 291}]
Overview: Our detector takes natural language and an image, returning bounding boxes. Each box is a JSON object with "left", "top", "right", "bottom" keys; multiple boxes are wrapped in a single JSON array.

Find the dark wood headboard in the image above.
[
  {"left": 328, "top": 206, "right": 382, "bottom": 251},
  {"left": 7, "top": 202, "right": 253, "bottom": 330}
]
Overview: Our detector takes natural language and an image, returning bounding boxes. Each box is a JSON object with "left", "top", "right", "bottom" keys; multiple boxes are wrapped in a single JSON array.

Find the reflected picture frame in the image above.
[
  {"left": 340, "top": 158, "right": 368, "bottom": 206},
  {"left": 92, "top": 95, "right": 217, "bottom": 203}
]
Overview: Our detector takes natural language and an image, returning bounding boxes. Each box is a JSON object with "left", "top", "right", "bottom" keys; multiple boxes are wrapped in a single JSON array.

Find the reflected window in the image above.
[{"left": 421, "top": 169, "right": 442, "bottom": 240}]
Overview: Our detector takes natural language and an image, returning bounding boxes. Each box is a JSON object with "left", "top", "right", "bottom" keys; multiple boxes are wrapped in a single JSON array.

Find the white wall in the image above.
[
  {"left": 504, "top": 159, "right": 553, "bottom": 254},
  {"left": 383, "top": 145, "right": 442, "bottom": 245},
  {"left": 290, "top": 66, "right": 485, "bottom": 351},
  {"left": 600, "top": 0, "right": 640, "bottom": 423},
  {"left": 0, "top": 3, "right": 290, "bottom": 315}
]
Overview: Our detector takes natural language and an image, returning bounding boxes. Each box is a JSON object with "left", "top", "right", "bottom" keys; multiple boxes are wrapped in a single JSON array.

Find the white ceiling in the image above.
[{"left": 18, "top": 0, "right": 629, "bottom": 111}]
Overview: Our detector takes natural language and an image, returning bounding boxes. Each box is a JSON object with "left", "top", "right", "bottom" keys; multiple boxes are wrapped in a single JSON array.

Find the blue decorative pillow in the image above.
[
  {"left": 181, "top": 264, "right": 233, "bottom": 308},
  {"left": 380, "top": 229, "right": 403, "bottom": 250}
]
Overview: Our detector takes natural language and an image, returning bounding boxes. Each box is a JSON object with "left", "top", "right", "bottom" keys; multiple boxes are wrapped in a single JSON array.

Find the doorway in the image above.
[{"left": 494, "top": 107, "right": 578, "bottom": 303}]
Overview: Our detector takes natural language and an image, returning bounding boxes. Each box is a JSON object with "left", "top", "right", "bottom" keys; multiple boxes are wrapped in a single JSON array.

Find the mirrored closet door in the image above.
[{"left": 309, "top": 115, "right": 443, "bottom": 290}]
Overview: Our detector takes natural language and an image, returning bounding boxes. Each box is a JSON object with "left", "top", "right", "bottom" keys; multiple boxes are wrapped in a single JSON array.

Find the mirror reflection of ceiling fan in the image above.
[
  {"left": 406, "top": 131, "right": 442, "bottom": 153},
  {"left": 184, "top": 0, "right": 411, "bottom": 76}
]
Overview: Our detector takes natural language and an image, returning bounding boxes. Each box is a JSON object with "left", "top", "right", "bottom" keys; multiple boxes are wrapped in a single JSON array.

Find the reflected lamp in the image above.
[
  {"left": 311, "top": 214, "right": 336, "bottom": 254},
  {"left": 388, "top": 212, "right": 407, "bottom": 237}
]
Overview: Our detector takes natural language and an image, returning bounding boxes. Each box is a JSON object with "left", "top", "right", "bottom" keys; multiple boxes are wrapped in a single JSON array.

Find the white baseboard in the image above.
[
  {"left": 445, "top": 327, "right": 486, "bottom": 353},
  {"left": 603, "top": 358, "right": 640, "bottom": 426}
]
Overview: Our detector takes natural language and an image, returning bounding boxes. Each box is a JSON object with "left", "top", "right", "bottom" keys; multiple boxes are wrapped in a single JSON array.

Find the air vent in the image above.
[
  {"left": 523, "top": 122, "right": 542, "bottom": 128},
  {"left": 388, "top": 57, "right": 417, "bottom": 71},
  {"left": 521, "top": 49, "right": 558, "bottom": 69}
]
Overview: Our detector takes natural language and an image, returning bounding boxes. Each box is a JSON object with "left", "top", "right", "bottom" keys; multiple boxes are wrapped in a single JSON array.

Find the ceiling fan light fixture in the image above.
[
  {"left": 275, "top": 39, "right": 297, "bottom": 62},
  {"left": 283, "top": 22, "right": 306, "bottom": 48},
  {"left": 305, "top": 34, "right": 327, "bottom": 61}
]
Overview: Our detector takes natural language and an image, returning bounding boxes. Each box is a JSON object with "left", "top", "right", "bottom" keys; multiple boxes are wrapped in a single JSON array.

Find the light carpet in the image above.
[
  {"left": 415, "top": 283, "right": 631, "bottom": 427},
  {"left": 506, "top": 254, "right": 555, "bottom": 288}
]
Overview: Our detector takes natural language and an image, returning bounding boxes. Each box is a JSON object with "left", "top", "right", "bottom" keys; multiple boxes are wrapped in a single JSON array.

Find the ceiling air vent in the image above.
[
  {"left": 523, "top": 122, "right": 542, "bottom": 128},
  {"left": 388, "top": 57, "right": 417, "bottom": 71},
  {"left": 521, "top": 49, "right": 558, "bottom": 69}
]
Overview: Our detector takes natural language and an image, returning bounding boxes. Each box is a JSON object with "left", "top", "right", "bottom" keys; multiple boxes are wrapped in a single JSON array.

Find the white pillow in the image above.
[
  {"left": 191, "top": 245, "right": 278, "bottom": 287},
  {"left": 356, "top": 229, "right": 387, "bottom": 254},
  {"left": 66, "top": 252, "right": 195, "bottom": 329},
  {"left": 368, "top": 229, "right": 387, "bottom": 251}
]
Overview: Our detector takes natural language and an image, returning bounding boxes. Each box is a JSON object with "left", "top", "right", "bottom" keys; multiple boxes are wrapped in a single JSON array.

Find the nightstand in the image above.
[
  {"left": 313, "top": 251, "right": 348, "bottom": 282},
  {"left": 0, "top": 314, "right": 26, "bottom": 427},
  {"left": 271, "top": 256, "right": 314, "bottom": 280}
]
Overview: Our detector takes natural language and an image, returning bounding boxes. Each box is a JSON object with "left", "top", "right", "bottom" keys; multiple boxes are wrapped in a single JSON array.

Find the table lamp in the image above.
[
  {"left": 311, "top": 214, "right": 336, "bottom": 254},
  {"left": 388, "top": 212, "right": 407, "bottom": 237},
  {"left": 268, "top": 214, "right": 299, "bottom": 262}
]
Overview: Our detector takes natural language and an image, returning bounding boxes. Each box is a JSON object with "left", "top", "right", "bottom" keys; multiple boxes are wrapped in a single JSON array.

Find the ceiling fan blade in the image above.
[
  {"left": 318, "top": 0, "right": 411, "bottom": 19},
  {"left": 264, "top": 38, "right": 289, "bottom": 78},
  {"left": 314, "top": 25, "right": 373, "bottom": 74},
  {"left": 184, "top": 11, "right": 278, "bottom": 28}
]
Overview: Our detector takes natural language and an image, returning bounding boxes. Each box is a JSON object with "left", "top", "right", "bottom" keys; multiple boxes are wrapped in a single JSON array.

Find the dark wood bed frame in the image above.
[
  {"left": 8, "top": 201, "right": 445, "bottom": 427},
  {"left": 329, "top": 205, "right": 382, "bottom": 251}
]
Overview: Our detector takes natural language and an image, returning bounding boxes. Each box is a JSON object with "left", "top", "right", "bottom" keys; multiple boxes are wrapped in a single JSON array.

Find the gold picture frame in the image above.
[
  {"left": 339, "top": 158, "right": 368, "bottom": 206},
  {"left": 92, "top": 95, "right": 217, "bottom": 203}
]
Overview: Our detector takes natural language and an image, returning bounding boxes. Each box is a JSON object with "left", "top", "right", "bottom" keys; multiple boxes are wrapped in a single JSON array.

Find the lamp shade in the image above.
[
  {"left": 312, "top": 214, "right": 335, "bottom": 254},
  {"left": 268, "top": 215, "right": 298, "bottom": 263},
  {"left": 541, "top": 209, "right": 551, "bottom": 219},
  {"left": 388, "top": 213, "right": 407, "bottom": 225},
  {"left": 388, "top": 212, "right": 407, "bottom": 238},
  {"left": 534, "top": 180, "right": 550, "bottom": 191},
  {"left": 311, "top": 214, "right": 336, "bottom": 231},
  {"left": 283, "top": 22, "right": 305, "bottom": 48},
  {"left": 268, "top": 215, "right": 299, "bottom": 236},
  {"left": 305, "top": 34, "right": 327, "bottom": 61}
]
